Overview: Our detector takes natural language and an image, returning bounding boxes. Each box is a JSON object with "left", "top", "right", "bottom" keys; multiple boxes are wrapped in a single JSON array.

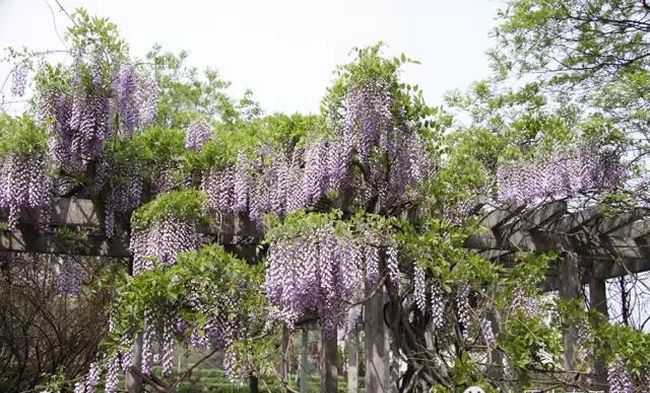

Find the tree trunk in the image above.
[
  {"left": 320, "top": 327, "right": 338, "bottom": 393},
  {"left": 365, "top": 288, "right": 389, "bottom": 393}
]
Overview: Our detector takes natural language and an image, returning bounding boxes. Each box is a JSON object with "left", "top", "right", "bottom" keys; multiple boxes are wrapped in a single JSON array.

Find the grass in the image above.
[{"left": 175, "top": 368, "right": 363, "bottom": 393}]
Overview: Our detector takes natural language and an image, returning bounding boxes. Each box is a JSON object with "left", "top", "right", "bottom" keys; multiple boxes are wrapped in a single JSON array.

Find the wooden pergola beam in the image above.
[
  {"left": 0, "top": 226, "right": 130, "bottom": 257},
  {"left": 2, "top": 198, "right": 650, "bottom": 281}
]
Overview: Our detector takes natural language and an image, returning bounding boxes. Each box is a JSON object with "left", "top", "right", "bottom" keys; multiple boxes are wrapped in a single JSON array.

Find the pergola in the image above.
[{"left": 2, "top": 197, "right": 649, "bottom": 391}]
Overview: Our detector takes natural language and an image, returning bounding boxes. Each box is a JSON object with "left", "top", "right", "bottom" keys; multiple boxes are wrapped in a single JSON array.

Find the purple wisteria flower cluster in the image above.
[
  {"left": 129, "top": 215, "right": 200, "bottom": 275},
  {"left": 38, "top": 59, "right": 157, "bottom": 172},
  {"left": 114, "top": 64, "right": 158, "bottom": 137},
  {"left": 198, "top": 80, "right": 434, "bottom": 229},
  {"left": 56, "top": 256, "right": 87, "bottom": 295},
  {"left": 265, "top": 224, "right": 391, "bottom": 333},
  {"left": 10, "top": 62, "right": 28, "bottom": 97},
  {"left": 185, "top": 120, "right": 213, "bottom": 150},
  {"left": 497, "top": 145, "right": 625, "bottom": 205},
  {"left": 607, "top": 358, "right": 650, "bottom": 393},
  {"left": 0, "top": 153, "right": 52, "bottom": 229}
]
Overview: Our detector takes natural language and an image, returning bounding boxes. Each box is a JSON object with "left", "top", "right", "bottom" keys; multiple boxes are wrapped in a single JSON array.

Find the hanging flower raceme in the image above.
[
  {"left": 37, "top": 57, "right": 158, "bottom": 175},
  {"left": 456, "top": 283, "right": 472, "bottom": 339},
  {"left": 194, "top": 82, "right": 434, "bottom": 230},
  {"left": 39, "top": 59, "right": 110, "bottom": 172},
  {"left": 130, "top": 215, "right": 200, "bottom": 274},
  {"left": 496, "top": 144, "right": 626, "bottom": 206},
  {"left": 0, "top": 116, "right": 53, "bottom": 230},
  {"left": 334, "top": 80, "right": 436, "bottom": 211},
  {"left": 607, "top": 358, "right": 649, "bottom": 393},
  {"left": 114, "top": 64, "right": 158, "bottom": 137},
  {"left": 185, "top": 120, "right": 213, "bottom": 150},
  {"left": 102, "top": 158, "right": 144, "bottom": 238},
  {"left": 200, "top": 145, "right": 303, "bottom": 226},
  {"left": 0, "top": 153, "right": 53, "bottom": 229},
  {"left": 265, "top": 212, "right": 395, "bottom": 333},
  {"left": 202, "top": 166, "right": 235, "bottom": 214},
  {"left": 10, "top": 62, "right": 28, "bottom": 97},
  {"left": 129, "top": 190, "right": 205, "bottom": 275},
  {"left": 413, "top": 264, "right": 427, "bottom": 313},
  {"left": 430, "top": 281, "right": 445, "bottom": 329},
  {"left": 97, "top": 191, "right": 207, "bottom": 383},
  {"left": 56, "top": 256, "right": 87, "bottom": 295},
  {"left": 72, "top": 329, "right": 140, "bottom": 393},
  {"left": 342, "top": 80, "right": 394, "bottom": 167}
]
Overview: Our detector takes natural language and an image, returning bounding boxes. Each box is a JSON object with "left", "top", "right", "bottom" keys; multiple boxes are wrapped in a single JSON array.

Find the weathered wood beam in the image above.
[
  {"left": 0, "top": 227, "right": 130, "bottom": 257},
  {"left": 479, "top": 205, "right": 526, "bottom": 230},
  {"left": 3, "top": 198, "right": 649, "bottom": 281},
  {"left": 550, "top": 206, "right": 601, "bottom": 234},
  {"left": 589, "top": 255, "right": 650, "bottom": 280},
  {"left": 596, "top": 207, "right": 650, "bottom": 235},
  {"left": 0, "top": 198, "right": 104, "bottom": 227},
  {"left": 607, "top": 217, "right": 650, "bottom": 239}
]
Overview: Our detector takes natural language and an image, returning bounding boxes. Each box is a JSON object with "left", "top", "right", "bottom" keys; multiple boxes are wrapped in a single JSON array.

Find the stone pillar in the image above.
[
  {"left": 589, "top": 275, "right": 609, "bottom": 391},
  {"left": 300, "top": 328, "right": 310, "bottom": 393},
  {"left": 558, "top": 250, "right": 580, "bottom": 371},
  {"left": 365, "top": 289, "right": 389, "bottom": 393},
  {"left": 320, "top": 327, "right": 338, "bottom": 393},
  {"left": 279, "top": 325, "right": 289, "bottom": 382},
  {"left": 346, "top": 330, "right": 359, "bottom": 393}
]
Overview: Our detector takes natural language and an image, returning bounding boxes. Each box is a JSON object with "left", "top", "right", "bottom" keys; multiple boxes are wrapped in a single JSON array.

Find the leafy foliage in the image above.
[
  {"left": 131, "top": 189, "right": 208, "bottom": 230},
  {"left": 0, "top": 114, "right": 48, "bottom": 157},
  {"left": 147, "top": 46, "right": 262, "bottom": 129},
  {"left": 112, "top": 244, "right": 264, "bottom": 336}
]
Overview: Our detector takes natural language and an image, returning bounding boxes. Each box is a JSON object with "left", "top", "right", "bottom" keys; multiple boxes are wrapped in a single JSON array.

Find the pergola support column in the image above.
[
  {"left": 320, "top": 327, "right": 338, "bottom": 393},
  {"left": 559, "top": 250, "right": 580, "bottom": 372},
  {"left": 346, "top": 328, "right": 359, "bottom": 393},
  {"left": 300, "top": 327, "right": 310, "bottom": 393},
  {"left": 365, "top": 288, "right": 390, "bottom": 393},
  {"left": 589, "top": 274, "right": 609, "bottom": 391}
]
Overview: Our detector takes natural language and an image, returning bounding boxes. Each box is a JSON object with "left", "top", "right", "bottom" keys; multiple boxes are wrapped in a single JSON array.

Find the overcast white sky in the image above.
[{"left": 1, "top": 0, "right": 503, "bottom": 114}]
